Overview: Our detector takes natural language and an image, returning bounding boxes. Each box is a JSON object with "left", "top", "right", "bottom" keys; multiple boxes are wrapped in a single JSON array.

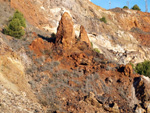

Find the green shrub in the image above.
[
  {"left": 3, "top": 10, "right": 26, "bottom": 38},
  {"left": 100, "top": 17, "right": 107, "bottom": 23},
  {"left": 12, "top": 10, "right": 26, "bottom": 28},
  {"left": 123, "top": 6, "right": 129, "bottom": 9},
  {"left": 94, "top": 48, "right": 100, "bottom": 53},
  {"left": 91, "top": 42, "right": 93, "bottom": 48},
  {"left": 132, "top": 4, "right": 141, "bottom": 11},
  {"left": 3, "top": 18, "right": 25, "bottom": 38},
  {"left": 135, "top": 60, "right": 150, "bottom": 77}
]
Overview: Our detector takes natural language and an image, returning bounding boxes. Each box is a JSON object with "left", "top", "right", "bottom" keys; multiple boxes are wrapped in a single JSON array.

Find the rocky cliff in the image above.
[{"left": 0, "top": 0, "right": 150, "bottom": 113}]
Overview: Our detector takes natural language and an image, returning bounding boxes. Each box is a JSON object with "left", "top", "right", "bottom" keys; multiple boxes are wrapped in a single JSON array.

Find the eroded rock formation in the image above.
[
  {"left": 124, "top": 64, "right": 133, "bottom": 76},
  {"left": 55, "top": 12, "right": 75, "bottom": 48},
  {"left": 79, "top": 25, "right": 91, "bottom": 48}
]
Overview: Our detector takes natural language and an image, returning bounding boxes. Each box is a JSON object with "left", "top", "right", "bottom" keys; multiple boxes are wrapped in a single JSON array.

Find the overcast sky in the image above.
[{"left": 91, "top": 0, "right": 149, "bottom": 12}]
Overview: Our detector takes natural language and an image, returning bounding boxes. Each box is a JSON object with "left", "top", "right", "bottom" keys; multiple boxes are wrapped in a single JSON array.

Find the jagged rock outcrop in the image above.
[
  {"left": 79, "top": 25, "right": 91, "bottom": 48},
  {"left": 118, "top": 64, "right": 133, "bottom": 76},
  {"left": 103, "top": 102, "right": 119, "bottom": 113},
  {"left": 135, "top": 105, "right": 146, "bottom": 113},
  {"left": 29, "top": 37, "right": 52, "bottom": 56},
  {"left": 85, "top": 92, "right": 119, "bottom": 113},
  {"left": 85, "top": 92, "right": 102, "bottom": 108},
  {"left": 124, "top": 64, "right": 133, "bottom": 76},
  {"left": 144, "top": 101, "right": 150, "bottom": 112},
  {"left": 55, "top": 12, "right": 75, "bottom": 48}
]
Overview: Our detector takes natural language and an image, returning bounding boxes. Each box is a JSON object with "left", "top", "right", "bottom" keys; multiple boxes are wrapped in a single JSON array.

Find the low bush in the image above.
[
  {"left": 91, "top": 42, "right": 93, "bottom": 48},
  {"left": 94, "top": 48, "right": 100, "bottom": 53},
  {"left": 3, "top": 18, "right": 25, "bottom": 38},
  {"left": 12, "top": 10, "right": 26, "bottom": 28},
  {"left": 132, "top": 4, "right": 141, "bottom": 11},
  {"left": 135, "top": 60, "right": 150, "bottom": 77},
  {"left": 100, "top": 17, "right": 107, "bottom": 23},
  {"left": 3, "top": 10, "right": 26, "bottom": 38},
  {"left": 123, "top": 6, "right": 129, "bottom": 9}
]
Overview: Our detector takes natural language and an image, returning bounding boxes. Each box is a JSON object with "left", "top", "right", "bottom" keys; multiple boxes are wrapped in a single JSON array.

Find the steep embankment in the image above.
[
  {"left": 28, "top": 12, "right": 150, "bottom": 112},
  {"left": 0, "top": 33, "right": 44, "bottom": 112},
  {"left": 0, "top": 0, "right": 150, "bottom": 113},
  {"left": 10, "top": 0, "right": 150, "bottom": 64}
]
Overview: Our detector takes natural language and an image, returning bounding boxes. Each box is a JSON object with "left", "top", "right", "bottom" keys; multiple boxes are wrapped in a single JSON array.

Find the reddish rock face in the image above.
[
  {"left": 55, "top": 12, "right": 75, "bottom": 48},
  {"left": 79, "top": 25, "right": 91, "bottom": 48},
  {"left": 119, "top": 64, "right": 133, "bottom": 76},
  {"left": 29, "top": 38, "right": 52, "bottom": 56}
]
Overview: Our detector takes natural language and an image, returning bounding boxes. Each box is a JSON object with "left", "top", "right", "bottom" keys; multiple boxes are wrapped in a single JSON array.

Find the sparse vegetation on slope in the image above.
[
  {"left": 94, "top": 48, "right": 100, "bottom": 53},
  {"left": 123, "top": 6, "right": 129, "bottom": 9},
  {"left": 3, "top": 18, "right": 25, "bottom": 38},
  {"left": 132, "top": 4, "right": 141, "bottom": 11},
  {"left": 100, "top": 17, "right": 107, "bottom": 23},
  {"left": 12, "top": 10, "right": 26, "bottom": 28},
  {"left": 91, "top": 42, "right": 93, "bottom": 48},
  {"left": 135, "top": 60, "right": 150, "bottom": 77},
  {"left": 3, "top": 10, "right": 26, "bottom": 38}
]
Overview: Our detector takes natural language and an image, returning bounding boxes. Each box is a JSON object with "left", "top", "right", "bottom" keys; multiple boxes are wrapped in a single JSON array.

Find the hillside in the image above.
[
  {"left": 0, "top": 0, "right": 150, "bottom": 113},
  {"left": 9, "top": 0, "right": 150, "bottom": 65}
]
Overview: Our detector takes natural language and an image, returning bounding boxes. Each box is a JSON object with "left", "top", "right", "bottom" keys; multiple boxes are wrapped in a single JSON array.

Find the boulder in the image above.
[
  {"left": 144, "top": 101, "right": 150, "bottom": 112},
  {"left": 133, "top": 76, "right": 150, "bottom": 102},
  {"left": 29, "top": 38, "right": 52, "bottom": 56},
  {"left": 103, "top": 102, "right": 119, "bottom": 113},
  {"left": 79, "top": 25, "right": 91, "bottom": 48},
  {"left": 85, "top": 92, "right": 102, "bottom": 108},
  {"left": 55, "top": 12, "right": 75, "bottom": 48},
  {"left": 135, "top": 105, "right": 146, "bottom": 113},
  {"left": 124, "top": 64, "right": 133, "bottom": 76}
]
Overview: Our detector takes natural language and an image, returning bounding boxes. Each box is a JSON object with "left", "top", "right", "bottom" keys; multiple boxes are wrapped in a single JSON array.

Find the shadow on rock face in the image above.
[
  {"left": 133, "top": 77, "right": 146, "bottom": 102},
  {"left": 117, "top": 65, "right": 125, "bottom": 73},
  {"left": 38, "top": 34, "right": 56, "bottom": 43}
]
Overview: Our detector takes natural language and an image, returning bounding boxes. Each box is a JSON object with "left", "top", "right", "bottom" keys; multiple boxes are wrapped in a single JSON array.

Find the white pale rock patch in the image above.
[
  {"left": 40, "top": 6, "right": 45, "bottom": 10},
  {"left": 50, "top": 7, "right": 61, "bottom": 14},
  {"left": 142, "top": 75, "right": 150, "bottom": 83}
]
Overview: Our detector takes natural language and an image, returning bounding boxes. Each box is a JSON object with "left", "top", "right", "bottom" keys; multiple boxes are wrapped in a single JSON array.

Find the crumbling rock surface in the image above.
[
  {"left": 55, "top": 12, "right": 75, "bottom": 48},
  {"left": 79, "top": 25, "right": 91, "bottom": 48},
  {"left": 29, "top": 37, "right": 53, "bottom": 56},
  {"left": 25, "top": 13, "right": 150, "bottom": 113},
  {"left": 124, "top": 64, "right": 133, "bottom": 76}
]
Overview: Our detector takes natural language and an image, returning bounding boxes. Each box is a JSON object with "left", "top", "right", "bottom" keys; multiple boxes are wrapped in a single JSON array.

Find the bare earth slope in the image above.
[
  {"left": 0, "top": 0, "right": 150, "bottom": 113},
  {"left": 0, "top": 33, "right": 44, "bottom": 113}
]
